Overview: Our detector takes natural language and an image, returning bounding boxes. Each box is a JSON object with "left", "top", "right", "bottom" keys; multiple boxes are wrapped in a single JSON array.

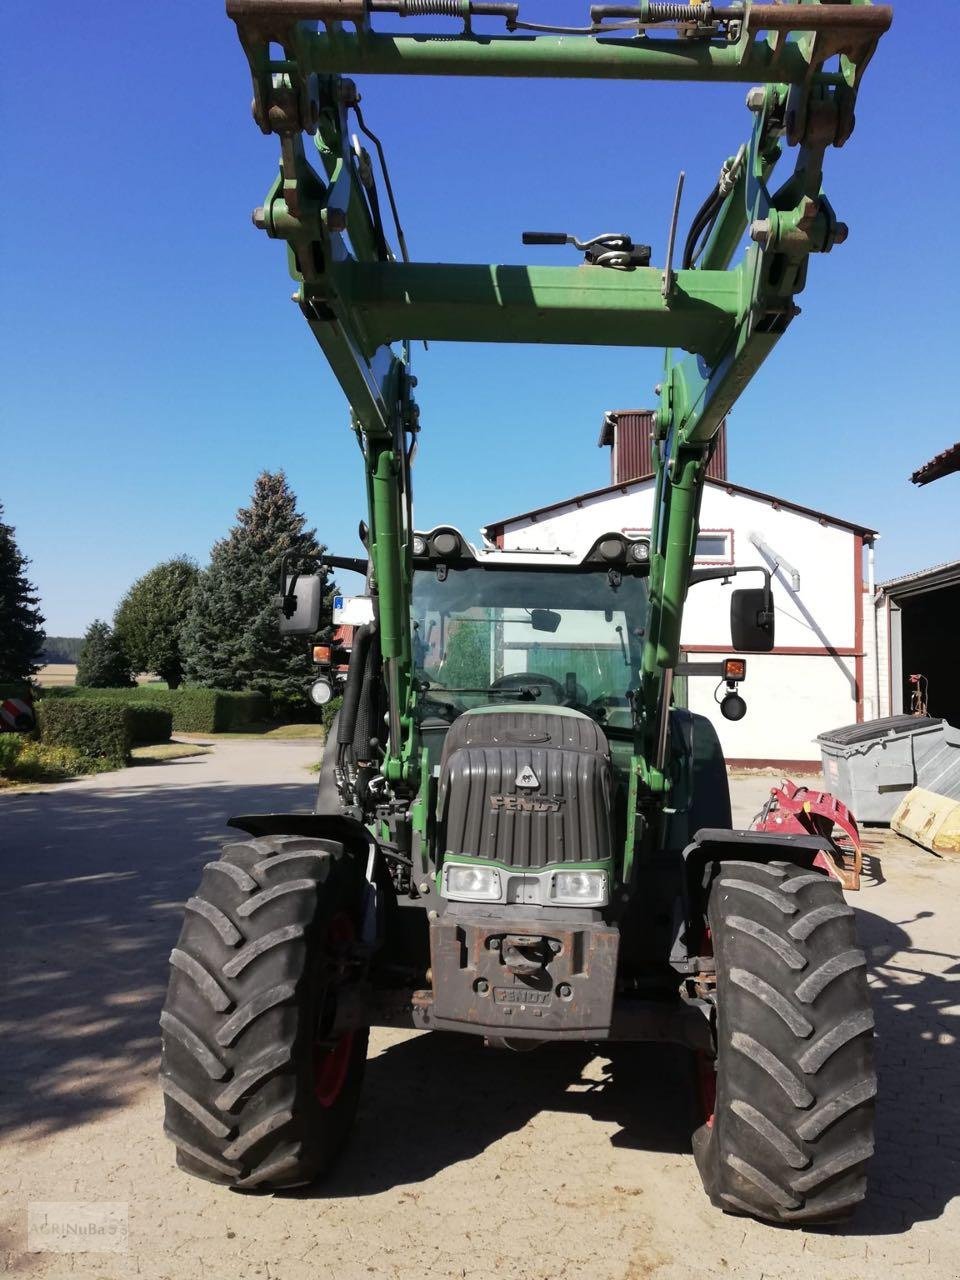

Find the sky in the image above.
[{"left": 2, "top": 2, "right": 956, "bottom": 635}]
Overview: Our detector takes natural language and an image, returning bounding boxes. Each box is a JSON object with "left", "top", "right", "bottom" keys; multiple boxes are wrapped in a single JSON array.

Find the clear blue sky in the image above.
[{"left": 3, "top": 2, "right": 955, "bottom": 635}]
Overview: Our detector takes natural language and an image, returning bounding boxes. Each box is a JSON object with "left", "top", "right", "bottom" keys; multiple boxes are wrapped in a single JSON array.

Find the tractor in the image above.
[{"left": 160, "top": 0, "right": 891, "bottom": 1223}]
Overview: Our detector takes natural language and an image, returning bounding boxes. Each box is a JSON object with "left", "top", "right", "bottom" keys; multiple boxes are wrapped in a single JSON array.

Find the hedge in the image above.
[
  {"left": 42, "top": 686, "right": 269, "bottom": 733},
  {"left": 38, "top": 700, "right": 172, "bottom": 764},
  {"left": 38, "top": 700, "right": 133, "bottom": 766},
  {"left": 126, "top": 705, "right": 174, "bottom": 746}
]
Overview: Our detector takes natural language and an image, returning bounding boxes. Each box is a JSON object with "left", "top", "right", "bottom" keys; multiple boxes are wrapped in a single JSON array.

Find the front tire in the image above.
[
  {"left": 160, "top": 834, "right": 368, "bottom": 1189},
  {"left": 694, "top": 860, "right": 876, "bottom": 1224}
]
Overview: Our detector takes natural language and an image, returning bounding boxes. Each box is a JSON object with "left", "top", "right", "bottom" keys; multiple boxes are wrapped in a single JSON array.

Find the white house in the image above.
[{"left": 482, "top": 410, "right": 877, "bottom": 768}]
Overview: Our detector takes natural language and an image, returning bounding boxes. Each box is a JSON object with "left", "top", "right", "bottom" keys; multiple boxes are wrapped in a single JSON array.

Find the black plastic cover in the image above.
[{"left": 438, "top": 709, "right": 614, "bottom": 868}]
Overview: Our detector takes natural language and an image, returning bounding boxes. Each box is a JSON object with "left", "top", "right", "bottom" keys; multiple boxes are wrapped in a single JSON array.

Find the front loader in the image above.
[{"left": 160, "top": 0, "right": 891, "bottom": 1222}]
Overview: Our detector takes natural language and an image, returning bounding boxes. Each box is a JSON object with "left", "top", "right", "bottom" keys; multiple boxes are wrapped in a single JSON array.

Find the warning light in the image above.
[
  {"left": 723, "top": 658, "right": 746, "bottom": 682},
  {"left": 312, "top": 645, "right": 332, "bottom": 664}
]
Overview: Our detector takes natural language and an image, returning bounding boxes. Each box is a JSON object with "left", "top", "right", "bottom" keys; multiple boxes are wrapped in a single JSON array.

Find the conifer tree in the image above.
[
  {"left": 182, "top": 472, "right": 334, "bottom": 708},
  {"left": 76, "top": 620, "right": 134, "bottom": 688},
  {"left": 0, "top": 500, "right": 46, "bottom": 683}
]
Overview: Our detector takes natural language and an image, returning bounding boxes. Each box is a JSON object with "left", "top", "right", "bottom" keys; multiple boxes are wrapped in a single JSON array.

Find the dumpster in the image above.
[{"left": 818, "top": 715, "right": 960, "bottom": 824}]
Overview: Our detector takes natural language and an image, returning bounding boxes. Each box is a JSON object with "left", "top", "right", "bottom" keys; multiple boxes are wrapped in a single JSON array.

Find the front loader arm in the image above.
[{"left": 227, "top": 0, "right": 890, "bottom": 798}]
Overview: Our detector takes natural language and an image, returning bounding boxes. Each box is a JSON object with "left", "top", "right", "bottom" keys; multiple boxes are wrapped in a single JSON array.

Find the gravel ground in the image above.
[{"left": 1, "top": 745, "right": 957, "bottom": 1279}]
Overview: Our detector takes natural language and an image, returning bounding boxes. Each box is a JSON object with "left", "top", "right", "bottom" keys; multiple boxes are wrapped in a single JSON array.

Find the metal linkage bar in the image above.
[
  {"left": 297, "top": 31, "right": 807, "bottom": 83},
  {"left": 228, "top": 1, "right": 890, "bottom": 87},
  {"left": 325, "top": 261, "right": 744, "bottom": 354}
]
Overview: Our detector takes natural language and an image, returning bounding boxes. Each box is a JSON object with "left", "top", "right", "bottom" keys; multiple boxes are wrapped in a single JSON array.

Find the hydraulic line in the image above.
[
  {"left": 338, "top": 622, "right": 375, "bottom": 762},
  {"left": 353, "top": 628, "right": 384, "bottom": 765},
  {"left": 353, "top": 104, "right": 410, "bottom": 265},
  {"left": 682, "top": 181, "right": 722, "bottom": 269}
]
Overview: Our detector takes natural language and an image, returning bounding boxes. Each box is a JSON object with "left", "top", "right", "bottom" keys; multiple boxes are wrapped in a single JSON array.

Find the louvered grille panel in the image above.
[{"left": 438, "top": 711, "right": 614, "bottom": 868}]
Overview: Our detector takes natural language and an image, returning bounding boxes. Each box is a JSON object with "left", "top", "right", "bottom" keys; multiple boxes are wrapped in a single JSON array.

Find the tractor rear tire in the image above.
[
  {"left": 160, "top": 834, "right": 368, "bottom": 1190},
  {"left": 694, "top": 860, "right": 876, "bottom": 1224}
]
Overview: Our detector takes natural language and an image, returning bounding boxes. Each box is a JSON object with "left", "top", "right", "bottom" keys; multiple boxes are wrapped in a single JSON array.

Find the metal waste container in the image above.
[{"left": 818, "top": 715, "right": 960, "bottom": 824}]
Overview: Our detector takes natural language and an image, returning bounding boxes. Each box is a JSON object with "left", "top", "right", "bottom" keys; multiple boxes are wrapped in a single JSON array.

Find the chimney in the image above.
[{"left": 599, "top": 410, "right": 728, "bottom": 483}]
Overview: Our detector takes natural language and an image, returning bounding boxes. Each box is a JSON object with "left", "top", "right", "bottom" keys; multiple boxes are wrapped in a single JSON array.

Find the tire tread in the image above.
[{"left": 695, "top": 860, "right": 876, "bottom": 1225}]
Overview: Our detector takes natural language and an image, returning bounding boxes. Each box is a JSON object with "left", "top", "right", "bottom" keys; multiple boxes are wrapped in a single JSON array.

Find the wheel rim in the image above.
[
  {"left": 697, "top": 924, "right": 716, "bottom": 1127},
  {"left": 313, "top": 911, "right": 355, "bottom": 1108},
  {"left": 696, "top": 1052, "right": 717, "bottom": 1128},
  {"left": 314, "top": 1029, "right": 355, "bottom": 1107}
]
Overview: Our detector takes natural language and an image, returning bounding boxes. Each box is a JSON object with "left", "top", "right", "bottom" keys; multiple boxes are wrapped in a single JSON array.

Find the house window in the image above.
[
  {"left": 695, "top": 531, "right": 733, "bottom": 563},
  {"left": 622, "top": 528, "right": 734, "bottom": 565}
]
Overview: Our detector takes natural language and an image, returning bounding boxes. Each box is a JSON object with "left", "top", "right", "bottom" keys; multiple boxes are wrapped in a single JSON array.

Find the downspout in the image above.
[{"left": 868, "top": 537, "right": 880, "bottom": 719}]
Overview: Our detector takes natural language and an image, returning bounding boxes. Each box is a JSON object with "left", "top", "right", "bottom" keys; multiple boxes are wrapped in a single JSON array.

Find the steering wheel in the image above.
[{"left": 489, "top": 672, "right": 565, "bottom": 700}]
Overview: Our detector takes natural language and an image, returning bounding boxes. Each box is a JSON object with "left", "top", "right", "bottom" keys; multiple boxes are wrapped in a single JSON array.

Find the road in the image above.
[{"left": 1, "top": 744, "right": 958, "bottom": 1279}]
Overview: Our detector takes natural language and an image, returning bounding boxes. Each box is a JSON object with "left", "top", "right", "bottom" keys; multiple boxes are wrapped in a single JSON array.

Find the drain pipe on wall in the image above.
[{"left": 867, "top": 537, "right": 881, "bottom": 720}]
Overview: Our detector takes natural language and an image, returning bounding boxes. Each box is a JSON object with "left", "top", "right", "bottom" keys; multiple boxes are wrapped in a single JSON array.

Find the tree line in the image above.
[{"left": 1, "top": 473, "right": 335, "bottom": 712}]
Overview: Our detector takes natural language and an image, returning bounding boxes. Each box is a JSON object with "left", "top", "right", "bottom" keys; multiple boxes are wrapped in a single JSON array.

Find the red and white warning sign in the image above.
[{"left": 0, "top": 697, "right": 35, "bottom": 732}]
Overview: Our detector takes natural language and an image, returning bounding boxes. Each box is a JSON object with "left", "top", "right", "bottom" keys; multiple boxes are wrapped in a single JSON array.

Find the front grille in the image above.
[{"left": 438, "top": 711, "right": 614, "bottom": 869}]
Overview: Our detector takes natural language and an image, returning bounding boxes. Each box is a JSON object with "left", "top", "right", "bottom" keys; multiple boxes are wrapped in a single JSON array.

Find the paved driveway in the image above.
[{"left": 1, "top": 747, "right": 958, "bottom": 1279}]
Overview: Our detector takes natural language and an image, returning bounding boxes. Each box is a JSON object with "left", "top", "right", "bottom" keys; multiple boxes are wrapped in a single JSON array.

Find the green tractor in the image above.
[{"left": 160, "top": 0, "right": 890, "bottom": 1223}]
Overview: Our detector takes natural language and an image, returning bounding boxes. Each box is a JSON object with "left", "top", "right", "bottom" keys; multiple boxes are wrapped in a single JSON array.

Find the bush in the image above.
[
  {"left": 320, "top": 695, "right": 342, "bottom": 733},
  {"left": 40, "top": 685, "right": 269, "bottom": 733},
  {"left": 5, "top": 741, "right": 112, "bottom": 782},
  {"left": 0, "top": 734, "right": 23, "bottom": 774}
]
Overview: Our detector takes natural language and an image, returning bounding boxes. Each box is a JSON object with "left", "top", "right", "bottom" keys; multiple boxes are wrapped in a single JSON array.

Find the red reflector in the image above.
[
  {"left": 723, "top": 658, "right": 747, "bottom": 681},
  {"left": 312, "top": 645, "right": 332, "bottom": 664}
]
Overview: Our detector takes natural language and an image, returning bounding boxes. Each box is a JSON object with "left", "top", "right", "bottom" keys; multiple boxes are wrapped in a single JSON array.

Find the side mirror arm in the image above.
[{"left": 688, "top": 562, "right": 773, "bottom": 621}]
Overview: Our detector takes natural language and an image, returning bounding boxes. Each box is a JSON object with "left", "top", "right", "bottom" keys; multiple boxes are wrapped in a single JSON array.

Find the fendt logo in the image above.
[
  {"left": 494, "top": 987, "right": 551, "bottom": 1006},
  {"left": 490, "top": 794, "right": 563, "bottom": 814},
  {"left": 515, "top": 765, "right": 540, "bottom": 789}
]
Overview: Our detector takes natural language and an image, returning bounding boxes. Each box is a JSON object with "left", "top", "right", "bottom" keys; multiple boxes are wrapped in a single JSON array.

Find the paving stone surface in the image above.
[{"left": 1, "top": 748, "right": 957, "bottom": 1279}]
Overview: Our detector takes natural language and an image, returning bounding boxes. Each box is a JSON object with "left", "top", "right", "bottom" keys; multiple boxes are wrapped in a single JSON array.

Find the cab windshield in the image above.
[{"left": 412, "top": 564, "right": 648, "bottom": 725}]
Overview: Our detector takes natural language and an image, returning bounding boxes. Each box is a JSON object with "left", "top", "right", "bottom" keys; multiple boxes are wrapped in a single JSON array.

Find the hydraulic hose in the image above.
[
  {"left": 682, "top": 180, "right": 722, "bottom": 269},
  {"left": 338, "top": 622, "right": 374, "bottom": 750},
  {"left": 352, "top": 629, "right": 384, "bottom": 765}
]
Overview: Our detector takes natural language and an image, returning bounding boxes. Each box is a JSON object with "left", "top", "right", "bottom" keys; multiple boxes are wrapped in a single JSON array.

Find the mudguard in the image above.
[{"left": 670, "top": 827, "right": 843, "bottom": 974}]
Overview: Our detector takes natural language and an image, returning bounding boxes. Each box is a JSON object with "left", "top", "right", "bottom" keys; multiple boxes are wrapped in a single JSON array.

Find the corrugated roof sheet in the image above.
[
  {"left": 911, "top": 441, "right": 960, "bottom": 486},
  {"left": 879, "top": 560, "right": 960, "bottom": 592}
]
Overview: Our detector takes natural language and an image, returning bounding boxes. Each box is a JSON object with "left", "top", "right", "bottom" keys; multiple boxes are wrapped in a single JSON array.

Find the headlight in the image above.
[
  {"left": 443, "top": 863, "right": 502, "bottom": 902},
  {"left": 309, "top": 677, "right": 335, "bottom": 706},
  {"left": 550, "top": 870, "right": 608, "bottom": 907},
  {"left": 412, "top": 534, "right": 428, "bottom": 557}
]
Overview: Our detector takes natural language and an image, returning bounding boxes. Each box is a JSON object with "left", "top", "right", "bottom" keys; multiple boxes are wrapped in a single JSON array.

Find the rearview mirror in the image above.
[
  {"left": 530, "top": 609, "right": 561, "bottom": 633},
  {"left": 730, "top": 587, "right": 774, "bottom": 652},
  {"left": 278, "top": 574, "right": 323, "bottom": 635}
]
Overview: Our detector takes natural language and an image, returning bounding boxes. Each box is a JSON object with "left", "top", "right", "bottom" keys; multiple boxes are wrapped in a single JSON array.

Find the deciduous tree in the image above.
[{"left": 114, "top": 557, "right": 198, "bottom": 688}]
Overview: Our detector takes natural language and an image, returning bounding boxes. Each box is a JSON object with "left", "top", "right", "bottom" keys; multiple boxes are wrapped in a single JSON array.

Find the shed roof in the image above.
[
  {"left": 879, "top": 560, "right": 960, "bottom": 598},
  {"left": 910, "top": 441, "right": 960, "bottom": 486},
  {"left": 483, "top": 475, "right": 878, "bottom": 541}
]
